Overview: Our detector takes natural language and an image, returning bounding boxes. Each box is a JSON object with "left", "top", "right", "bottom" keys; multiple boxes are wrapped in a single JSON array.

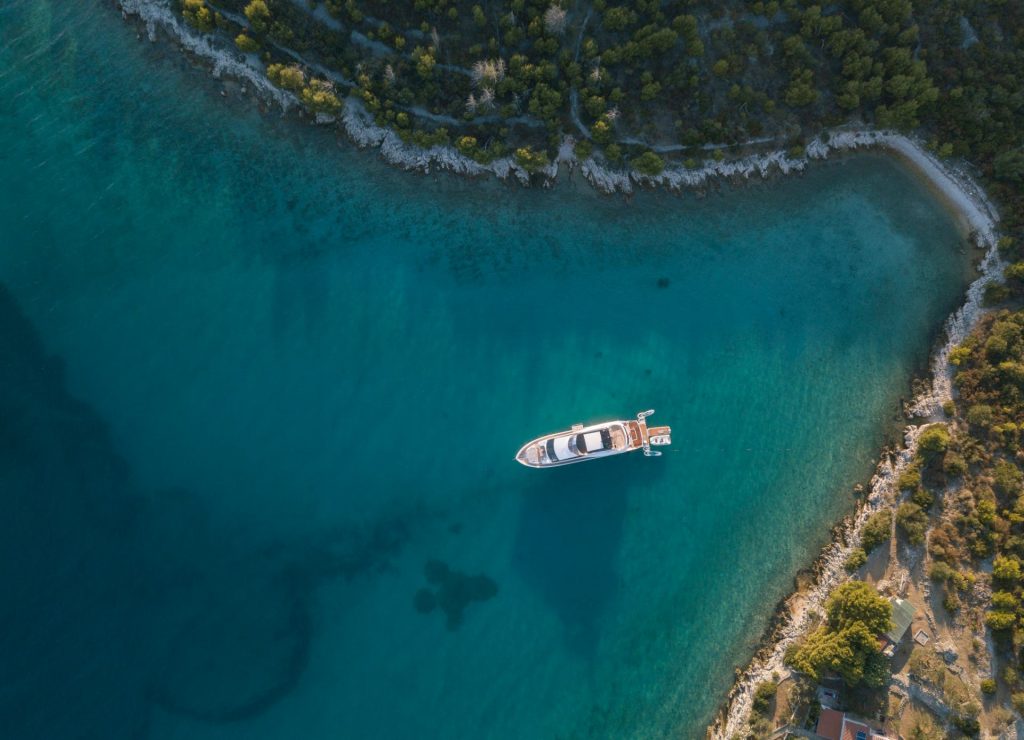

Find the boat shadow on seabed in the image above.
[{"left": 511, "top": 453, "right": 667, "bottom": 657}]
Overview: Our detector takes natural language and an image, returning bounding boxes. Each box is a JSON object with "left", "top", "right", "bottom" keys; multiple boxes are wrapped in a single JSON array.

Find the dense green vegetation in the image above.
[
  {"left": 751, "top": 679, "right": 778, "bottom": 714},
  {"left": 949, "top": 310, "right": 1024, "bottom": 635},
  {"left": 168, "top": 0, "right": 1024, "bottom": 197},
  {"left": 785, "top": 580, "right": 892, "bottom": 687},
  {"left": 843, "top": 546, "right": 867, "bottom": 571},
  {"left": 860, "top": 509, "right": 892, "bottom": 552},
  {"left": 894, "top": 302, "right": 1024, "bottom": 713}
]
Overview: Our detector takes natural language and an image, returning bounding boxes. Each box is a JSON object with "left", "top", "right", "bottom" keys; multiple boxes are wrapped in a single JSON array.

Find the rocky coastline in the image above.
[
  {"left": 708, "top": 142, "right": 1001, "bottom": 739},
  {"left": 117, "top": 0, "right": 997, "bottom": 205}
]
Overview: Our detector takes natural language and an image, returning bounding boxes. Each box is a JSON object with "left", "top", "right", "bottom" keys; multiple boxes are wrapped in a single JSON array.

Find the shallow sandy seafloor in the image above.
[{"left": 706, "top": 141, "right": 1003, "bottom": 740}]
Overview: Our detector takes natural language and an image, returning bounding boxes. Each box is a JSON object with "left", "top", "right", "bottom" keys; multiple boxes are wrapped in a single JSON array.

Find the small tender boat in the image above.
[{"left": 515, "top": 409, "right": 671, "bottom": 468}]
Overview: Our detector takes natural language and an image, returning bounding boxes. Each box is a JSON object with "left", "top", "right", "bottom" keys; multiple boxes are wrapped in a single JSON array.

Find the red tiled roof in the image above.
[
  {"left": 816, "top": 708, "right": 844, "bottom": 740},
  {"left": 841, "top": 717, "right": 871, "bottom": 740}
]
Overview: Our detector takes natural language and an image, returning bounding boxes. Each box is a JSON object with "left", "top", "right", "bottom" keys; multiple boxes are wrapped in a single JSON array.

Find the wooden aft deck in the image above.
[{"left": 624, "top": 420, "right": 647, "bottom": 450}]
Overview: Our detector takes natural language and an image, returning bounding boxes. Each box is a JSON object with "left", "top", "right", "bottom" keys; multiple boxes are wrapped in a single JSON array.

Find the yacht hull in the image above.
[{"left": 515, "top": 410, "right": 671, "bottom": 468}]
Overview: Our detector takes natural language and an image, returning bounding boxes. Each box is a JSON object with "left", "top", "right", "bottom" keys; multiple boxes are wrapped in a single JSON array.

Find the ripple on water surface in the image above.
[{"left": 0, "top": 2, "right": 975, "bottom": 738}]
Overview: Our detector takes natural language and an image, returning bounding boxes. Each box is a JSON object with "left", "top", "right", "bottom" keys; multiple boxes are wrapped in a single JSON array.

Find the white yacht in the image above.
[{"left": 515, "top": 410, "right": 671, "bottom": 468}]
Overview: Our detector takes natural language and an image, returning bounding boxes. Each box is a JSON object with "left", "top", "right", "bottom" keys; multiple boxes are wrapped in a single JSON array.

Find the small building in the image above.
[
  {"left": 815, "top": 708, "right": 892, "bottom": 740},
  {"left": 816, "top": 708, "right": 844, "bottom": 739},
  {"left": 816, "top": 685, "right": 840, "bottom": 709},
  {"left": 881, "top": 597, "right": 916, "bottom": 657}
]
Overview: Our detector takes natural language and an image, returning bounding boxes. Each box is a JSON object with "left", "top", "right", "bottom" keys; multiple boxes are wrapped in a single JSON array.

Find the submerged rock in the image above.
[
  {"left": 414, "top": 560, "right": 498, "bottom": 629},
  {"left": 414, "top": 588, "right": 437, "bottom": 614},
  {"left": 424, "top": 559, "right": 450, "bottom": 585}
]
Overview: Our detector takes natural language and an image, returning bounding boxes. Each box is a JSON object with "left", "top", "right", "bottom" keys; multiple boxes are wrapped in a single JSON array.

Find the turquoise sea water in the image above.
[{"left": 0, "top": 2, "right": 975, "bottom": 738}]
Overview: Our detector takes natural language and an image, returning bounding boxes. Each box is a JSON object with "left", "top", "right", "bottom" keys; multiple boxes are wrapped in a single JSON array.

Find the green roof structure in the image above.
[{"left": 885, "top": 598, "right": 916, "bottom": 645}]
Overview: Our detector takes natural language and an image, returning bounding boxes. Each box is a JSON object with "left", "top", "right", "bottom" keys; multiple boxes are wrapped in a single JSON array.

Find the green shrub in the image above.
[
  {"left": 943, "top": 588, "right": 961, "bottom": 613},
  {"left": 751, "top": 680, "right": 777, "bottom": 714},
  {"left": 861, "top": 510, "right": 892, "bottom": 552},
  {"left": 897, "top": 466, "right": 921, "bottom": 491},
  {"left": 455, "top": 136, "right": 478, "bottom": 156},
  {"left": 943, "top": 451, "right": 967, "bottom": 477},
  {"left": 411, "top": 46, "right": 436, "bottom": 78},
  {"left": 929, "top": 560, "right": 955, "bottom": 583},
  {"left": 267, "top": 64, "right": 305, "bottom": 92},
  {"left": 911, "top": 487, "right": 934, "bottom": 509},
  {"left": 918, "top": 424, "right": 951, "bottom": 456},
  {"left": 244, "top": 0, "right": 270, "bottom": 34},
  {"left": 991, "top": 590, "right": 1018, "bottom": 610},
  {"left": 182, "top": 0, "right": 214, "bottom": 31},
  {"left": 1013, "top": 693, "right": 1024, "bottom": 714},
  {"left": 844, "top": 547, "right": 867, "bottom": 572},
  {"left": 235, "top": 33, "right": 260, "bottom": 52},
  {"left": 981, "top": 678, "right": 997, "bottom": 694},
  {"left": 591, "top": 118, "right": 612, "bottom": 144},
  {"left": 896, "top": 502, "right": 928, "bottom": 545},
  {"left": 951, "top": 712, "right": 980, "bottom": 737},
  {"left": 631, "top": 150, "right": 665, "bottom": 176},
  {"left": 786, "top": 581, "right": 892, "bottom": 686},
  {"left": 994, "top": 421, "right": 1021, "bottom": 450},
  {"left": 949, "top": 345, "right": 972, "bottom": 366},
  {"left": 1006, "top": 262, "right": 1024, "bottom": 282},
  {"left": 301, "top": 79, "right": 342, "bottom": 114},
  {"left": 966, "top": 404, "right": 994, "bottom": 427},
  {"left": 514, "top": 147, "right": 551, "bottom": 173},
  {"left": 977, "top": 496, "right": 997, "bottom": 525},
  {"left": 994, "top": 150, "right": 1024, "bottom": 183},
  {"left": 993, "top": 460, "right": 1024, "bottom": 497},
  {"left": 409, "top": 127, "right": 450, "bottom": 149},
  {"left": 993, "top": 555, "right": 1022, "bottom": 582}
]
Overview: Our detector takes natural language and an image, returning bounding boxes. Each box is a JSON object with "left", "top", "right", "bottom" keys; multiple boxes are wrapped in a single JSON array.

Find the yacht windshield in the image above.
[
  {"left": 578, "top": 429, "right": 612, "bottom": 452},
  {"left": 546, "top": 434, "right": 583, "bottom": 461}
]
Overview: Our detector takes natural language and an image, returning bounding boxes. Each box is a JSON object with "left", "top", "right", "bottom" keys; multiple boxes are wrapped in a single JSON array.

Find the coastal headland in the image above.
[
  {"left": 114, "top": 0, "right": 1008, "bottom": 200},
  {"left": 18, "top": 0, "right": 1024, "bottom": 737},
  {"left": 710, "top": 173, "right": 1001, "bottom": 737},
  {"left": 117, "top": 2, "right": 1024, "bottom": 737}
]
